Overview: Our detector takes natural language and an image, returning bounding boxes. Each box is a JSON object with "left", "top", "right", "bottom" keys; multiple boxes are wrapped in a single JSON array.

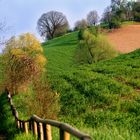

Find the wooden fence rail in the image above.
[{"left": 6, "top": 89, "right": 92, "bottom": 140}]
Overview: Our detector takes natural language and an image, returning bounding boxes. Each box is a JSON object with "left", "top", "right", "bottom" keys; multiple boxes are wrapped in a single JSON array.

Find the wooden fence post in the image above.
[
  {"left": 43, "top": 124, "right": 52, "bottom": 140},
  {"left": 17, "top": 120, "right": 20, "bottom": 129},
  {"left": 60, "top": 129, "right": 70, "bottom": 140},
  {"left": 37, "top": 122, "right": 41, "bottom": 139},
  {"left": 33, "top": 121, "right": 38, "bottom": 136},
  {"left": 19, "top": 121, "right": 22, "bottom": 129},
  {"left": 40, "top": 123, "right": 44, "bottom": 140},
  {"left": 46, "top": 124, "right": 52, "bottom": 140},
  {"left": 23, "top": 122, "right": 29, "bottom": 134},
  {"left": 29, "top": 120, "right": 32, "bottom": 131}
]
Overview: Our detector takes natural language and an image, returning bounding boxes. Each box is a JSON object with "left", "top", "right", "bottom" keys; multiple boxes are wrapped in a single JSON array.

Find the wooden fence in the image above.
[{"left": 6, "top": 89, "right": 92, "bottom": 140}]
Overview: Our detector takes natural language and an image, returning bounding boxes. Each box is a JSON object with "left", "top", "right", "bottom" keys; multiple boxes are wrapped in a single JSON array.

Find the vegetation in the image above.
[
  {"left": 133, "top": 2, "right": 140, "bottom": 22},
  {"left": 42, "top": 32, "right": 140, "bottom": 139},
  {"left": 74, "top": 19, "right": 88, "bottom": 31},
  {"left": 0, "top": 1, "right": 140, "bottom": 140},
  {"left": 0, "top": 20, "right": 7, "bottom": 46},
  {"left": 1, "top": 31, "right": 128, "bottom": 139},
  {"left": 87, "top": 10, "right": 99, "bottom": 26},
  {"left": 0, "top": 33, "right": 59, "bottom": 138},
  {"left": 101, "top": 0, "right": 140, "bottom": 29},
  {"left": 0, "top": 92, "right": 36, "bottom": 140},
  {"left": 37, "top": 11, "right": 69, "bottom": 40},
  {"left": 0, "top": 26, "right": 140, "bottom": 139},
  {"left": 1, "top": 33, "right": 46, "bottom": 95},
  {"left": 76, "top": 29, "right": 117, "bottom": 64}
]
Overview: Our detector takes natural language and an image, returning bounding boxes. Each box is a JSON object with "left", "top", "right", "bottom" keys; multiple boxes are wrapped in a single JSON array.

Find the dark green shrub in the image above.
[
  {"left": 133, "top": 2, "right": 140, "bottom": 22},
  {"left": 78, "top": 29, "right": 84, "bottom": 40},
  {"left": 109, "top": 17, "right": 121, "bottom": 29},
  {"left": 134, "top": 12, "right": 140, "bottom": 22}
]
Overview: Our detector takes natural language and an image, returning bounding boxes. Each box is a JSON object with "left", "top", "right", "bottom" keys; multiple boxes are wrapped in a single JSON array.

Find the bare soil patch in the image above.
[{"left": 107, "top": 25, "right": 140, "bottom": 53}]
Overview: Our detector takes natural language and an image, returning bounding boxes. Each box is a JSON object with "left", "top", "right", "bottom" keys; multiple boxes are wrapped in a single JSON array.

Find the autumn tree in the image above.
[
  {"left": 2, "top": 33, "right": 46, "bottom": 95},
  {"left": 87, "top": 10, "right": 99, "bottom": 26},
  {"left": 37, "top": 11, "right": 69, "bottom": 40}
]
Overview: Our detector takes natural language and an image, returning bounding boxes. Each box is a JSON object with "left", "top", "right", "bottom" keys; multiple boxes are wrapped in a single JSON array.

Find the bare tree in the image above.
[
  {"left": 37, "top": 11, "right": 69, "bottom": 40},
  {"left": 101, "top": 6, "right": 112, "bottom": 23},
  {"left": 87, "top": 10, "right": 99, "bottom": 26},
  {"left": 74, "top": 19, "right": 88, "bottom": 30},
  {"left": 0, "top": 20, "right": 7, "bottom": 46},
  {"left": 111, "top": 0, "right": 121, "bottom": 9}
]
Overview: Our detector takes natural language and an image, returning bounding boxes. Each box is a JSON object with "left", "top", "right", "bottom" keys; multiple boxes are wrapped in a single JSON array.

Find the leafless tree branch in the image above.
[{"left": 37, "top": 11, "right": 69, "bottom": 40}]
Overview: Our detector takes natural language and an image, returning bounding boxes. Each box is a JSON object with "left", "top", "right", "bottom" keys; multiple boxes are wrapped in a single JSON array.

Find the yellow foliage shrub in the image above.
[{"left": 2, "top": 33, "right": 47, "bottom": 95}]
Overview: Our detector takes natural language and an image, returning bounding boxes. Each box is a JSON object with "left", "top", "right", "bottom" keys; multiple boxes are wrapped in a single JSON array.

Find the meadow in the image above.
[
  {"left": 0, "top": 29, "right": 140, "bottom": 139},
  {"left": 43, "top": 31, "right": 140, "bottom": 139}
]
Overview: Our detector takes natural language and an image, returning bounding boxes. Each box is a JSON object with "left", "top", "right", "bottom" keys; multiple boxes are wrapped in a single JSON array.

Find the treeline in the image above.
[
  {"left": 101, "top": 0, "right": 140, "bottom": 29},
  {"left": 37, "top": 0, "right": 140, "bottom": 40}
]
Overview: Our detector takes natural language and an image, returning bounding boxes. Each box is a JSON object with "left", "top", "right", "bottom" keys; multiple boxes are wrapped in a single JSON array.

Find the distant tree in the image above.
[
  {"left": 111, "top": 0, "right": 121, "bottom": 11},
  {"left": 87, "top": 10, "right": 99, "bottom": 26},
  {"left": 111, "top": 0, "right": 134, "bottom": 21},
  {"left": 37, "top": 11, "right": 69, "bottom": 40},
  {"left": 2, "top": 33, "right": 46, "bottom": 95},
  {"left": 101, "top": 6, "right": 112, "bottom": 25},
  {"left": 74, "top": 19, "right": 88, "bottom": 30},
  {"left": 124, "top": 1, "right": 134, "bottom": 21},
  {"left": 0, "top": 20, "right": 7, "bottom": 46},
  {"left": 133, "top": 2, "right": 140, "bottom": 21}
]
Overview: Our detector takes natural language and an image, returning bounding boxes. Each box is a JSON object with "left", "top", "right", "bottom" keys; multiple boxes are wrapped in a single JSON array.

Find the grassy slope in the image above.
[
  {"left": 43, "top": 31, "right": 140, "bottom": 139},
  {"left": 0, "top": 30, "right": 139, "bottom": 139},
  {"left": 43, "top": 31, "right": 78, "bottom": 76}
]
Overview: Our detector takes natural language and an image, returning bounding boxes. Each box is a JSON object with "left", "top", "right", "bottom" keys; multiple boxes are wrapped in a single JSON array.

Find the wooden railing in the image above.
[{"left": 6, "top": 89, "right": 92, "bottom": 140}]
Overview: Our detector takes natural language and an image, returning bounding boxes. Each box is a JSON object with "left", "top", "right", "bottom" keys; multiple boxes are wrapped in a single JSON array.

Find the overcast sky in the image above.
[{"left": 0, "top": 0, "right": 111, "bottom": 40}]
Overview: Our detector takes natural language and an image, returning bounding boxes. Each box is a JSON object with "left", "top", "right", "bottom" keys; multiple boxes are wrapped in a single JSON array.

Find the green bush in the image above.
[
  {"left": 109, "top": 17, "right": 121, "bottom": 29},
  {"left": 78, "top": 29, "right": 84, "bottom": 40},
  {"left": 134, "top": 12, "right": 140, "bottom": 22},
  {"left": 76, "top": 30, "right": 117, "bottom": 64}
]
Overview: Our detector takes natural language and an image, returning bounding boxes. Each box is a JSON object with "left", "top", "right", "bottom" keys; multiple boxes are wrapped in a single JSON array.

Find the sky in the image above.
[{"left": 0, "top": 0, "right": 111, "bottom": 41}]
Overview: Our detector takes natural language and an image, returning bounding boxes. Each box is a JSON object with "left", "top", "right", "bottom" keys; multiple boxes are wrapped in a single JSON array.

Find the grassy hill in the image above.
[
  {"left": 43, "top": 31, "right": 78, "bottom": 76},
  {"left": 0, "top": 30, "right": 140, "bottom": 139},
  {"left": 42, "top": 31, "right": 140, "bottom": 139}
]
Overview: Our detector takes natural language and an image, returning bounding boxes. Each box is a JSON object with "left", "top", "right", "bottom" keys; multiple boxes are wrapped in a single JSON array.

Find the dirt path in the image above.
[{"left": 107, "top": 24, "right": 140, "bottom": 53}]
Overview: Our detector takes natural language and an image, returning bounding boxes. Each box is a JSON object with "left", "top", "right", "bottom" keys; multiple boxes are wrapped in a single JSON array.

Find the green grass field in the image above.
[
  {"left": 0, "top": 30, "right": 140, "bottom": 139},
  {"left": 43, "top": 31, "right": 78, "bottom": 76},
  {"left": 42, "top": 31, "right": 140, "bottom": 139}
]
